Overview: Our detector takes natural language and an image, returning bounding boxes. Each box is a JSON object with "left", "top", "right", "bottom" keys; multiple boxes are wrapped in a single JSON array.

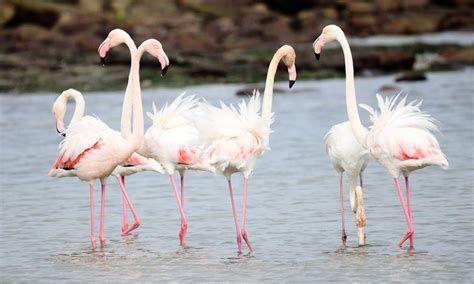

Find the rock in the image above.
[
  {"left": 347, "top": 2, "right": 377, "bottom": 14},
  {"left": 378, "top": 85, "right": 401, "bottom": 93},
  {"left": 0, "top": 3, "right": 15, "bottom": 26},
  {"left": 350, "top": 15, "right": 378, "bottom": 35},
  {"left": 321, "top": 7, "right": 339, "bottom": 20},
  {"left": 79, "top": 0, "right": 103, "bottom": 13},
  {"left": 375, "top": 0, "right": 400, "bottom": 12},
  {"left": 395, "top": 71, "right": 427, "bottom": 82},
  {"left": 236, "top": 86, "right": 286, "bottom": 96},
  {"left": 441, "top": 47, "right": 474, "bottom": 64},
  {"left": 401, "top": 0, "right": 429, "bottom": 9},
  {"left": 384, "top": 15, "right": 441, "bottom": 34},
  {"left": 413, "top": 53, "right": 444, "bottom": 71}
]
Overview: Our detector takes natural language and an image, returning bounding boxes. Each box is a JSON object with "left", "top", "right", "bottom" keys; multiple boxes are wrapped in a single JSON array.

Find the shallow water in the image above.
[{"left": 1, "top": 69, "right": 473, "bottom": 282}]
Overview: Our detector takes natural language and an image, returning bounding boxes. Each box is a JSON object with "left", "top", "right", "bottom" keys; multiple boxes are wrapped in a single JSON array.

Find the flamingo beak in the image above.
[
  {"left": 161, "top": 65, "right": 169, "bottom": 77},
  {"left": 313, "top": 36, "right": 323, "bottom": 61},
  {"left": 98, "top": 39, "right": 111, "bottom": 65},
  {"left": 288, "top": 64, "right": 297, "bottom": 88},
  {"left": 56, "top": 119, "right": 66, "bottom": 136}
]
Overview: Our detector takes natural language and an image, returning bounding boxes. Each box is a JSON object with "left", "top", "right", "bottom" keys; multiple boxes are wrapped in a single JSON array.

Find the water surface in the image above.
[{"left": 1, "top": 69, "right": 473, "bottom": 282}]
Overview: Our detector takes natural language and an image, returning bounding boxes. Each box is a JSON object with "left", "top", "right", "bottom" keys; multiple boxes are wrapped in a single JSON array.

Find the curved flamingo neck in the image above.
[
  {"left": 126, "top": 43, "right": 146, "bottom": 150},
  {"left": 262, "top": 47, "right": 287, "bottom": 119},
  {"left": 70, "top": 91, "right": 85, "bottom": 125},
  {"left": 336, "top": 31, "right": 368, "bottom": 146},
  {"left": 121, "top": 35, "right": 138, "bottom": 139},
  {"left": 59, "top": 90, "right": 85, "bottom": 125}
]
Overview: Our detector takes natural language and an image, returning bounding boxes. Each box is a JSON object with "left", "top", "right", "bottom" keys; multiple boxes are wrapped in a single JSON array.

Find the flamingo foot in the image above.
[
  {"left": 121, "top": 221, "right": 140, "bottom": 236},
  {"left": 236, "top": 234, "right": 242, "bottom": 253},
  {"left": 397, "top": 231, "right": 414, "bottom": 248},
  {"left": 99, "top": 236, "right": 106, "bottom": 247},
  {"left": 179, "top": 221, "right": 188, "bottom": 246},
  {"left": 91, "top": 236, "right": 97, "bottom": 250},
  {"left": 121, "top": 223, "right": 129, "bottom": 234},
  {"left": 342, "top": 229, "right": 347, "bottom": 246},
  {"left": 241, "top": 229, "right": 253, "bottom": 252}
]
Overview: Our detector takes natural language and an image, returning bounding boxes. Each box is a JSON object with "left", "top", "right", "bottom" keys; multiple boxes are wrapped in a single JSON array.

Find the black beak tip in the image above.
[
  {"left": 315, "top": 52, "right": 320, "bottom": 61},
  {"left": 100, "top": 56, "right": 106, "bottom": 65},
  {"left": 161, "top": 65, "right": 169, "bottom": 77},
  {"left": 289, "top": 80, "right": 296, "bottom": 89}
]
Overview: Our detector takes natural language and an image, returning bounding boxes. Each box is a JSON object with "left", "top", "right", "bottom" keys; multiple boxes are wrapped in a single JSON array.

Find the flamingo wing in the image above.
[
  {"left": 51, "top": 116, "right": 113, "bottom": 171},
  {"left": 362, "top": 94, "right": 448, "bottom": 169}
]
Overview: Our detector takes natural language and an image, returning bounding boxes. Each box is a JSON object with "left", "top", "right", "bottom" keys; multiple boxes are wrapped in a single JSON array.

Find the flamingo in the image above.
[
  {"left": 49, "top": 89, "right": 164, "bottom": 236},
  {"left": 313, "top": 24, "right": 449, "bottom": 249},
  {"left": 196, "top": 45, "right": 297, "bottom": 253},
  {"left": 137, "top": 93, "right": 213, "bottom": 247},
  {"left": 101, "top": 32, "right": 206, "bottom": 248},
  {"left": 98, "top": 29, "right": 167, "bottom": 235},
  {"left": 324, "top": 122, "right": 369, "bottom": 246},
  {"left": 49, "top": 39, "right": 169, "bottom": 249}
]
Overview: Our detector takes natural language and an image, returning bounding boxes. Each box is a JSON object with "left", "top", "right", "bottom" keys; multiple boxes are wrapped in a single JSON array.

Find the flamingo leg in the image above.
[
  {"left": 358, "top": 174, "right": 366, "bottom": 245},
  {"left": 180, "top": 172, "right": 185, "bottom": 207},
  {"left": 339, "top": 174, "right": 347, "bottom": 245},
  {"left": 227, "top": 179, "right": 242, "bottom": 253},
  {"left": 169, "top": 174, "right": 187, "bottom": 246},
  {"left": 398, "top": 176, "right": 415, "bottom": 248},
  {"left": 118, "top": 176, "right": 129, "bottom": 234},
  {"left": 394, "top": 178, "right": 414, "bottom": 249},
  {"left": 241, "top": 178, "right": 253, "bottom": 252},
  {"left": 99, "top": 182, "right": 106, "bottom": 247},
  {"left": 117, "top": 176, "right": 141, "bottom": 236},
  {"left": 89, "top": 182, "right": 96, "bottom": 250}
]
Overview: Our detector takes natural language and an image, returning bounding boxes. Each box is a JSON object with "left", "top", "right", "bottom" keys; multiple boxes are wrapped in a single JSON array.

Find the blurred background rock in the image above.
[{"left": 0, "top": 0, "right": 473, "bottom": 92}]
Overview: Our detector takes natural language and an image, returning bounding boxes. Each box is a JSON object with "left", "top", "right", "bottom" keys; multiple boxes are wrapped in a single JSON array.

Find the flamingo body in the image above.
[
  {"left": 360, "top": 94, "right": 449, "bottom": 177},
  {"left": 325, "top": 121, "right": 369, "bottom": 246}
]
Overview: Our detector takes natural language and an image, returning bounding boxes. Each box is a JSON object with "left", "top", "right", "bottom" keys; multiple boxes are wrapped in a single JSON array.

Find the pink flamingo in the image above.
[
  {"left": 196, "top": 45, "right": 297, "bottom": 253},
  {"left": 101, "top": 32, "right": 205, "bottom": 248},
  {"left": 49, "top": 39, "right": 169, "bottom": 249},
  {"left": 98, "top": 29, "right": 167, "bottom": 235},
  {"left": 49, "top": 89, "right": 164, "bottom": 236},
  {"left": 314, "top": 24, "right": 449, "bottom": 249},
  {"left": 325, "top": 122, "right": 369, "bottom": 246},
  {"left": 138, "top": 93, "right": 213, "bottom": 247}
]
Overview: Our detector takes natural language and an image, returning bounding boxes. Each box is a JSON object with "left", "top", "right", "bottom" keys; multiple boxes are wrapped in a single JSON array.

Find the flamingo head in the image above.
[
  {"left": 280, "top": 45, "right": 297, "bottom": 88},
  {"left": 141, "top": 39, "right": 170, "bottom": 76},
  {"left": 98, "top": 29, "right": 132, "bottom": 64},
  {"left": 313, "top": 24, "right": 342, "bottom": 60}
]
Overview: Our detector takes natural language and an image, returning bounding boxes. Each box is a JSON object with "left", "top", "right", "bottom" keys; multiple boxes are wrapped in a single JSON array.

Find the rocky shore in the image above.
[{"left": 1, "top": 0, "right": 473, "bottom": 93}]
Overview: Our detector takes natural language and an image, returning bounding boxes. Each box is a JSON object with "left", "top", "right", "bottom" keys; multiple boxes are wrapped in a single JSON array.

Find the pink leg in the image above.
[
  {"left": 394, "top": 178, "right": 414, "bottom": 249},
  {"left": 117, "top": 176, "right": 141, "bottom": 236},
  {"left": 241, "top": 178, "right": 253, "bottom": 252},
  {"left": 89, "top": 183, "right": 96, "bottom": 250},
  {"left": 170, "top": 175, "right": 187, "bottom": 246},
  {"left": 359, "top": 174, "right": 366, "bottom": 242},
  {"left": 400, "top": 176, "right": 414, "bottom": 248},
  {"left": 99, "top": 182, "right": 106, "bottom": 247},
  {"left": 180, "top": 172, "right": 184, "bottom": 207},
  {"left": 339, "top": 174, "right": 347, "bottom": 245},
  {"left": 227, "top": 179, "right": 242, "bottom": 253},
  {"left": 118, "top": 176, "right": 129, "bottom": 234}
]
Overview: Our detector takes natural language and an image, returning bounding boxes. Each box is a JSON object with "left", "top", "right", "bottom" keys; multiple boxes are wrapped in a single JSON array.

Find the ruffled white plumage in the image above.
[
  {"left": 141, "top": 93, "right": 210, "bottom": 173},
  {"left": 360, "top": 94, "right": 448, "bottom": 176},
  {"left": 197, "top": 90, "right": 273, "bottom": 178}
]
